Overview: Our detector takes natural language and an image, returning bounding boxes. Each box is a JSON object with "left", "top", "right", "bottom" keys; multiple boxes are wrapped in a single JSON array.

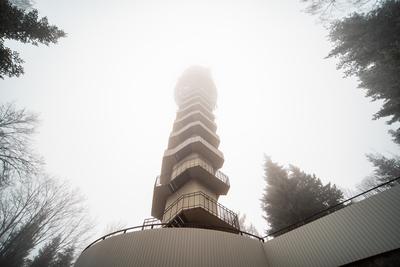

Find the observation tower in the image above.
[{"left": 151, "top": 66, "right": 239, "bottom": 231}]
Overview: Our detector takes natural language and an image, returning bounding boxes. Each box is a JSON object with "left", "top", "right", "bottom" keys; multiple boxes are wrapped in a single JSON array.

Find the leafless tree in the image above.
[
  {"left": 238, "top": 213, "right": 260, "bottom": 237},
  {"left": 0, "top": 173, "right": 94, "bottom": 264},
  {"left": 103, "top": 220, "right": 127, "bottom": 235},
  {"left": 0, "top": 103, "right": 42, "bottom": 187}
]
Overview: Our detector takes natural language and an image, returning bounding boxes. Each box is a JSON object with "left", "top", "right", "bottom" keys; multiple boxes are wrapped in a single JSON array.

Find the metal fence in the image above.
[{"left": 82, "top": 222, "right": 262, "bottom": 252}]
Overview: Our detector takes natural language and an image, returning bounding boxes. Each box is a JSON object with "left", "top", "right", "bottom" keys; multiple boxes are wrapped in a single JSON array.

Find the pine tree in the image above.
[
  {"left": 327, "top": 1, "right": 400, "bottom": 144},
  {"left": 261, "top": 157, "right": 343, "bottom": 236},
  {"left": 29, "top": 235, "right": 61, "bottom": 267},
  {"left": 367, "top": 154, "right": 400, "bottom": 183},
  {"left": 0, "top": 219, "right": 39, "bottom": 267},
  {"left": 0, "top": 0, "right": 65, "bottom": 78},
  {"left": 357, "top": 154, "right": 400, "bottom": 193},
  {"left": 52, "top": 246, "right": 75, "bottom": 267}
]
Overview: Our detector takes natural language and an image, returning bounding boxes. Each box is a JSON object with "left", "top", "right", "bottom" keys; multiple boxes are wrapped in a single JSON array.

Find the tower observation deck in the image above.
[{"left": 151, "top": 66, "right": 239, "bottom": 231}]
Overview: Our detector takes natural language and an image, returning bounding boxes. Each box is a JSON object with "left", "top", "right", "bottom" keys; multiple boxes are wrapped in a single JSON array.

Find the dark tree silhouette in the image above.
[
  {"left": 29, "top": 236, "right": 61, "bottom": 267},
  {"left": 261, "top": 157, "right": 343, "bottom": 236},
  {"left": 0, "top": 103, "right": 41, "bottom": 186},
  {"left": 367, "top": 153, "right": 400, "bottom": 183},
  {"left": 327, "top": 1, "right": 400, "bottom": 145},
  {"left": 301, "top": 0, "right": 400, "bottom": 201},
  {"left": 0, "top": 218, "right": 41, "bottom": 267},
  {"left": 8, "top": 0, "right": 33, "bottom": 10},
  {"left": 0, "top": 0, "right": 65, "bottom": 78},
  {"left": 357, "top": 154, "right": 400, "bottom": 193},
  {"left": 52, "top": 246, "right": 75, "bottom": 267}
]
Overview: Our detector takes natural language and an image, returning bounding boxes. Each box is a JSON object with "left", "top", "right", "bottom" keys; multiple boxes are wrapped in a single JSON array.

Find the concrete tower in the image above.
[{"left": 151, "top": 66, "right": 239, "bottom": 231}]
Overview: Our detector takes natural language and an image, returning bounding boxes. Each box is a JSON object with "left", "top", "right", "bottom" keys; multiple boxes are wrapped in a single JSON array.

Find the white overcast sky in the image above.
[{"left": 1, "top": 0, "right": 398, "bottom": 235}]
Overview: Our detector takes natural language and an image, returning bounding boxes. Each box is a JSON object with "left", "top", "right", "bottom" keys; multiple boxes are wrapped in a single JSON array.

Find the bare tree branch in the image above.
[
  {"left": 0, "top": 103, "right": 43, "bottom": 187},
  {"left": 0, "top": 173, "right": 94, "bottom": 263}
]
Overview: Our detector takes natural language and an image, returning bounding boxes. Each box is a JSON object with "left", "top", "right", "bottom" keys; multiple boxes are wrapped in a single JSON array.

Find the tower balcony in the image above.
[
  {"left": 162, "top": 191, "right": 239, "bottom": 232},
  {"left": 170, "top": 157, "right": 230, "bottom": 193},
  {"left": 179, "top": 94, "right": 214, "bottom": 111},
  {"left": 176, "top": 102, "right": 214, "bottom": 121},
  {"left": 151, "top": 176, "right": 170, "bottom": 220},
  {"left": 160, "top": 136, "right": 224, "bottom": 183},
  {"left": 173, "top": 111, "right": 217, "bottom": 132},
  {"left": 168, "top": 121, "right": 220, "bottom": 149},
  {"left": 177, "top": 86, "right": 215, "bottom": 102},
  {"left": 151, "top": 158, "right": 230, "bottom": 220},
  {"left": 175, "top": 85, "right": 217, "bottom": 110}
]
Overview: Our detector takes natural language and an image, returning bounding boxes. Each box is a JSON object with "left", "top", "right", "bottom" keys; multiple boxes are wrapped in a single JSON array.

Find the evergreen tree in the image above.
[
  {"left": 327, "top": 0, "right": 400, "bottom": 144},
  {"left": 0, "top": 219, "right": 39, "bottom": 267},
  {"left": 261, "top": 157, "right": 343, "bottom": 236},
  {"left": 0, "top": 0, "right": 65, "bottom": 78},
  {"left": 29, "top": 236, "right": 61, "bottom": 267},
  {"left": 358, "top": 153, "right": 400, "bottom": 193},
  {"left": 367, "top": 153, "right": 400, "bottom": 183},
  {"left": 9, "top": 0, "right": 33, "bottom": 10},
  {"left": 52, "top": 246, "right": 75, "bottom": 267}
]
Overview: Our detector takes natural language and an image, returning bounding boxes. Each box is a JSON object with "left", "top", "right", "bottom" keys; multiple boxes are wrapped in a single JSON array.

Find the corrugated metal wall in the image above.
[
  {"left": 263, "top": 185, "right": 400, "bottom": 267},
  {"left": 75, "top": 228, "right": 268, "bottom": 267},
  {"left": 75, "top": 185, "right": 400, "bottom": 267}
]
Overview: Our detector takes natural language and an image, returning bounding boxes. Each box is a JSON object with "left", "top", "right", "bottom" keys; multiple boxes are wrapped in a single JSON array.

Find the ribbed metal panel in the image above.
[
  {"left": 75, "top": 228, "right": 268, "bottom": 267},
  {"left": 263, "top": 185, "right": 400, "bottom": 267}
]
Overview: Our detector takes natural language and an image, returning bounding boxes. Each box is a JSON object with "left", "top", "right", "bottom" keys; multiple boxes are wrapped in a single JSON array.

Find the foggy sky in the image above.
[{"left": 1, "top": 0, "right": 398, "bottom": 234}]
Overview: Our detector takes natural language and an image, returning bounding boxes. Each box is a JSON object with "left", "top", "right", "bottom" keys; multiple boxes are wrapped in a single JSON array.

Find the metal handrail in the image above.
[
  {"left": 170, "top": 158, "right": 230, "bottom": 186},
  {"left": 143, "top": 217, "right": 160, "bottom": 225},
  {"left": 263, "top": 176, "right": 400, "bottom": 239},
  {"left": 163, "top": 191, "right": 239, "bottom": 229},
  {"left": 82, "top": 223, "right": 168, "bottom": 252},
  {"left": 82, "top": 222, "right": 264, "bottom": 253}
]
